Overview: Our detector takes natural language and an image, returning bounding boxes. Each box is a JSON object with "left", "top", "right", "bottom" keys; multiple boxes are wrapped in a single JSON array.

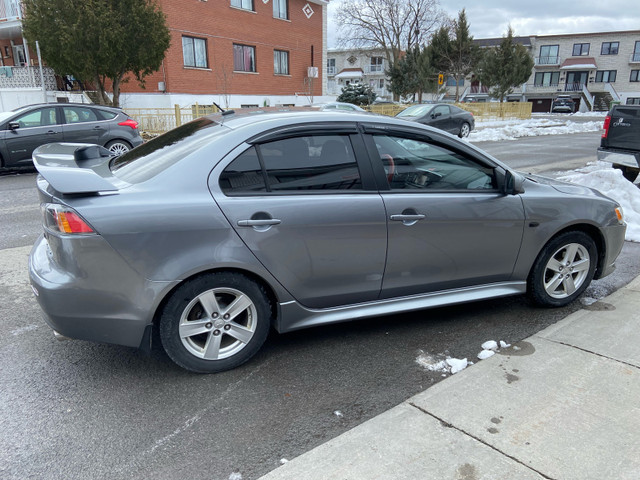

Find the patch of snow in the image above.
[
  {"left": 446, "top": 357, "right": 468, "bottom": 374},
  {"left": 229, "top": 473, "right": 242, "bottom": 480},
  {"left": 11, "top": 324, "right": 39, "bottom": 336},
  {"left": 558, "top": 164, "right": 640, "bottom": 242},
  {"left": 481, "top": 340, "right": 498, "bottom": 351},
  {"left": 513, "top": 345, "right": 521, "bottom": 351},
  {"left": 416, "top": 352, "right": 449, "bottom": 373},
  {"left": 477, "top": 350, "right": 496, "bottom": 360},
  {"left": 468, "top": 119, "right": 603, "bottom": 142},
  {"left": 570, "top": 111, "right": 608, "bottom": 117},
  {"left": 499, "top": 341, "right": 511, "bottom": 349},
  {"left": 280, "top": 459, "right": 289, "bottom": 465},
  {"left": 333, "top": 410, "right": 344, "bottom": 418}
]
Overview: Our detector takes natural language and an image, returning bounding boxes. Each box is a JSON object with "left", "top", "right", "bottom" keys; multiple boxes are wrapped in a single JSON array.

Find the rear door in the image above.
[
  {"left": 363, "top": 127, "right": 525, "bottom": 298},
  {"left": 3, "top": 106, "right": 61, "bottom": 166},
  {"left": 211, "top": 125, "right": 388, "bottom": 309},
  {"left": 61, "top": 105, "right": 108, "bottom": 146}
]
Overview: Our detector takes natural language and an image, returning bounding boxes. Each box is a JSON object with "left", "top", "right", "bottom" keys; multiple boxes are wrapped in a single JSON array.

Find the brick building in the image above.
[{"left": 119, "top": 0, "right": 329, "bottom": 109}]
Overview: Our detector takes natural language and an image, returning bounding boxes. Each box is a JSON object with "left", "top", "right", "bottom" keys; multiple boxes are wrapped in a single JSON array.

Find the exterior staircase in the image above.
[{"left": 592, "top": 92, "right": 614, "bottom": 112}]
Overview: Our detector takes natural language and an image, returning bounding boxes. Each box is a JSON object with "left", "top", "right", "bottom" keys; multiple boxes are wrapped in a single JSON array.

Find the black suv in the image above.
[
  {"left": 551, "top": 97, "right": 576, "bottom": 113},
  {"left": 0, "top": 103, "right": 143, "bottom": 168}
]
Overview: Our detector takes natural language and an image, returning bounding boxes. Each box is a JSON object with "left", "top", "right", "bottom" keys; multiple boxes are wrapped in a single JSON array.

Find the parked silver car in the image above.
[{"left": 29, "top": 111, "right": 626, "bottom": 373}]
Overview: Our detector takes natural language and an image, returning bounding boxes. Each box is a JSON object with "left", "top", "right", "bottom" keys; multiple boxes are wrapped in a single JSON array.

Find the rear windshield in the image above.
[{"left": 111, "top": 117, "right": 230, "bottom": 183}]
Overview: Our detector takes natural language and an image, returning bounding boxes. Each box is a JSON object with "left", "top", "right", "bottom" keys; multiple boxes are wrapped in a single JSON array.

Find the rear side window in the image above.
[
  {"left": 220, "top": 135, "right": 362, "bottom": 194},
  {"left": 98, "top": 110, "right": 118, "bottom": 120}
]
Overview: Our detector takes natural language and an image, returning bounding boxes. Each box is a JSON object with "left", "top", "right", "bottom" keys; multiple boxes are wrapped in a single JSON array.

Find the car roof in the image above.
[{"left": 9, "top": 103, "right": 122, "bottom": 113}]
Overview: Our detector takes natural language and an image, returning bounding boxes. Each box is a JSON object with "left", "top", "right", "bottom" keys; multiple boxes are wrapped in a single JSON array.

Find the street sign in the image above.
[{"left": 438, "top": 74, "right": 444, "bottom": 85}]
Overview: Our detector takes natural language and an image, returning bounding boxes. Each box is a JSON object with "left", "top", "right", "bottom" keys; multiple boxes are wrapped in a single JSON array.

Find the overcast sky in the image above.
[{"left": 327, "top": 0, "right": 640, "bottom": 47}]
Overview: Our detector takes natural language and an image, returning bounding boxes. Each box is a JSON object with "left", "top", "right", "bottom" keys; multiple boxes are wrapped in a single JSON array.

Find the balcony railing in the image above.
[
  {"left": 564, "top": 82, "right": 586, "bottom": 92},
  {"left": 0, "top": 0, "right": 22, "bottom": 21},
  {"left": 534, "top": 56, "right": 561, "bottom": 66},
  {"left": 630, "top": 53, "right": 640, "bottom": 63},
  {"left": 0, "top": 66, "right": 57, "bottom": 90},
  {"left": 327, "top": 66, "right": 336, "bottom": 75},
  {"left": 469, "top": 85, "right": 489, "bottom": 94},
  {"left": 364, "top": 64, "right": 384, "bottom": 74}
]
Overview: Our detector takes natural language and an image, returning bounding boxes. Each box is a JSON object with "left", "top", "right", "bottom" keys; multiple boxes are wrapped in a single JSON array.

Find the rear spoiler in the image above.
[{"left": 32, "top": 143, "right": 122, "bottom": 194}]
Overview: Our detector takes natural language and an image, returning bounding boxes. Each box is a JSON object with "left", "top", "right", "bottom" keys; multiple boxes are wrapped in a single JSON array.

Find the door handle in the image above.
[
  {"left": 390, "top": 214, "right": 425, "bottom": 221},
  {"left": 46, "top": 130, "right": 59, "bottom": 135},
  {"left": 237, "top": 219, "right": 282, "bottom": 227}
]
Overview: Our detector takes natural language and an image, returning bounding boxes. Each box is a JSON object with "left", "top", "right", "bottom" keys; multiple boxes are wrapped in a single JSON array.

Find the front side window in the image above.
[
  {"left": 273, "top": 0, "right": 288, "bottom": 19},
  {"left": 274, "top": 50, "right": 289, "bottom": 75},
  {"left": 595, "top": 70, "right": 617, "bottom": 82},
  {"left": 372, "top": 135, "right": 495, "bottom": 191},
  {"left": 13, "top": 107, "right": 57, "bottom": 128},
  {"left": 234, "top": 44, "right": 256, "bottom": 72},
  {"left": 221, "top": 135, "right": 362, "bottom": 193},
  {"left": 182, "top": 36, "right": 208, "bottom": 68},
  {"left": 601, "top": 42, "right": 619, "bottom": 55},
  {"left": 231, "top": 0, "right": 253, "bottom": 11},
  {"left": 534, "top": 71, "right": 560, "bottom": 86},
  {"left": 572, "top": 43, "right": 590, "bottom": 56}
]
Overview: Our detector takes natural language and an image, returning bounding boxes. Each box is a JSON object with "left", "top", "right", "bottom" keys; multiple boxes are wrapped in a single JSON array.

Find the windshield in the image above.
[
  {"left": 111, "top": 117, "right": 230, "bottom": 183},
  {"left": 396, "top": 105, "right": 433, "bottom": 118}
]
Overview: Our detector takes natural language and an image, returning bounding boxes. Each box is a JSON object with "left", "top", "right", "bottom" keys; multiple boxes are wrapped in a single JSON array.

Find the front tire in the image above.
[
  {"left": 159, "top": 272, "right": 272, "bottom": 373},
  {"left": 528, "top": 231, "right": 597, "bottom": 307},
  {"left": 459, "top": 122, "right": 471, "bottom": 138}
]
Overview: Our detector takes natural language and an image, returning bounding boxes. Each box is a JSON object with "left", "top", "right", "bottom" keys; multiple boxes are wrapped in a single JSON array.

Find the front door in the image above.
[
  {"left": 4, "top": 107, "right": 61, "bottom": 166},
  {"left": 211, "top": 131, "right": 388, "bottom": 309},
  {"left": 365, "top": 132, "right": 525, "bottom": 298},
  {"left": 565, "top": 71, "right": 588, "bottom": 92}
]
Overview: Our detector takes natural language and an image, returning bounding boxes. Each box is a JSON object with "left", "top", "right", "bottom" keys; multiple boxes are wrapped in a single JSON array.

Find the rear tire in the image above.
[
  {"left": 159, "top": 272, "right": 272, "bottom": 373},
  {"left": 527, "top": 231, "right": 597, "bottom": 307},
  {"left": 105, "top": 139, "right": 132, "bottom": 156},
  {"left": 613, "top": 165, "right": 639, "bottom": 183}
]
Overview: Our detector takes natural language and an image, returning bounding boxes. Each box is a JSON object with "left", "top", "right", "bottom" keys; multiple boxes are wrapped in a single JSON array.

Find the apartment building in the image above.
[
  {"left": 450, "top": 30, "right": 640, "bottom": 112},
  {"left": 0, "top": 0, "right": 329, "bottom": 109},
  {"left": 326, "top": 48, "right": 393, "bottom": 101},
  {"left": 120, "top": 0, "right": 329, "bottom": 108}
]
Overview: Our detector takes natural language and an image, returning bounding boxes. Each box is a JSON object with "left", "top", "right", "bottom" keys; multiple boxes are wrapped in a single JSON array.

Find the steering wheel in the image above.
[{"left": 381, "top": 153, "right": 395, "bottom": 184}]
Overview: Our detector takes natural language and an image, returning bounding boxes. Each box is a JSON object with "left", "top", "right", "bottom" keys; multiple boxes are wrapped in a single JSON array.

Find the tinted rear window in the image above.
[{"left": 111, "top": 117, "right": 230, "bottom": 183}]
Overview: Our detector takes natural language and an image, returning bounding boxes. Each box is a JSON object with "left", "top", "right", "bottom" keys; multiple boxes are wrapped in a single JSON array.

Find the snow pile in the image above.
[
  {"left": 415, "top": 352, "right": 469, "bottom": 375},
  {"left": 469, "top": 118, "right": 602, "bottom": 142},
  {"left": 477, "top": 339, "right": 511, "bottom": 360},
  {"left": 558, "top": 162, "right": 640, "bottom": 242}
]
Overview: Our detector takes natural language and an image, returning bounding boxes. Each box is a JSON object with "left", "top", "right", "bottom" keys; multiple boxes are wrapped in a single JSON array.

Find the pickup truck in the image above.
[{"left": 597, "top": 104, "right": 640, "bottom": 182}]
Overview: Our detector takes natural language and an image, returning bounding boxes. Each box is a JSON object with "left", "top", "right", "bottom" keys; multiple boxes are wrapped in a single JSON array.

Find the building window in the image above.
[
  {"left": 601, "top": 42, "right": 619, "bottom": 55},
  {"left": 379, "top": 79, "right": 384, "bottom": 89},
  {"left": 572, "top": 43, "right": 590, "bottom": 56},
  {"left": 273, "top": 0, "right": 288, "bottom": 19},
  {"left": 595, "top": 70, "right": 617, "bottom": 82},
  {"left": 234, "top": 44, "right": 256, "bottom": 72},
  {"left": 182, "top": 36, "right": 207, "bottom": 68},
  {"left": 538, "top": 45, "right": 559, "bottom": 64},
  {"left": 630, "top": 70, "right": 639, "bottom": 82},
  {"left": 231, "top": 0, "right": 254, "bottom": 11},
  {"left": 327, "top": 58, "right": 336, "bottom": 75},
  {"left": 370, "top": 57, "right": 383, "bottom": 73},
  {"left": 627, "top": 98, "right": 640, "bottom": 105},
  {"left": 534, "top": 71, "right": 560, "bottom": 86},
  {"left": 446, "top": 76, "right": 464, "bottom": 86},
  {"left": 634, "top": 41, "right": 640, "bottom": 62},
  {"left": 274, "top": 50, "right": 289, "bottom": 75}
]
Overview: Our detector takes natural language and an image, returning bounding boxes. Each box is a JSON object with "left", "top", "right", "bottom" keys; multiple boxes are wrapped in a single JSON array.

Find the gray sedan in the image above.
[{"left": 29, "top": 111, "right": 626, "bottom": 373}]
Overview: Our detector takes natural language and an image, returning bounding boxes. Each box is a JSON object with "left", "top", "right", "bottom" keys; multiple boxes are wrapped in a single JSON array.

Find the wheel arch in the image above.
[{"left": 151, "top": 267, "right": 280, "bottom": 330}]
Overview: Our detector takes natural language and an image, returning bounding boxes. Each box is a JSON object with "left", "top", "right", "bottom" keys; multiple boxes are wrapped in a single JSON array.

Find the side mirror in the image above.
[
  {"left": 8, "top": 121, "right": 20, "bottom": 130},
  {"left": 431, "top": 112, "right": 442, "bottom": 119},
  {"left": 503, "top": 170, "right": 525, "bottom": 195}
]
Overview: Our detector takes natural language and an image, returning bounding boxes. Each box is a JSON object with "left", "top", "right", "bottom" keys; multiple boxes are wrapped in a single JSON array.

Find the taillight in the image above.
[
  {"left": 118, "top": 119, "right": 138, "bottom": 130},
  {"left": 42, "top": 204, "right": 95, "bottom": 235},
  {"left": 602, "top": 115, "right": 611, "bottom": 138}
]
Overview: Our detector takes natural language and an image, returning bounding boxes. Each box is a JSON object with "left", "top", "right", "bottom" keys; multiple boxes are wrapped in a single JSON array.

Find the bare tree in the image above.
[{"left": 336, "top": 0, "right": 444, "bottom": 68}]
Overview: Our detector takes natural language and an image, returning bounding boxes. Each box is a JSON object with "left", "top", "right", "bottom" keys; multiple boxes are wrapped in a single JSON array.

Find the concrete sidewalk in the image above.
[{"left": 260, "top": 277, "right": 640, "bottom": 480}]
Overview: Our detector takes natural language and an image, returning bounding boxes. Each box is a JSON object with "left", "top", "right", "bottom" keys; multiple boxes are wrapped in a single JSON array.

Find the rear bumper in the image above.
[
  {"left": 597, "top": 148, "right": 640, "bottom": 170},
  {"left": 28, "top": 234, "right": 175, "bottom": 348}
]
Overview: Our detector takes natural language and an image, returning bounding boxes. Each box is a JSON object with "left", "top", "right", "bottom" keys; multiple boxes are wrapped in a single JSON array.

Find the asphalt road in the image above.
[{"left": 1, "top": 130, "right": 639, "bottom": 480}]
